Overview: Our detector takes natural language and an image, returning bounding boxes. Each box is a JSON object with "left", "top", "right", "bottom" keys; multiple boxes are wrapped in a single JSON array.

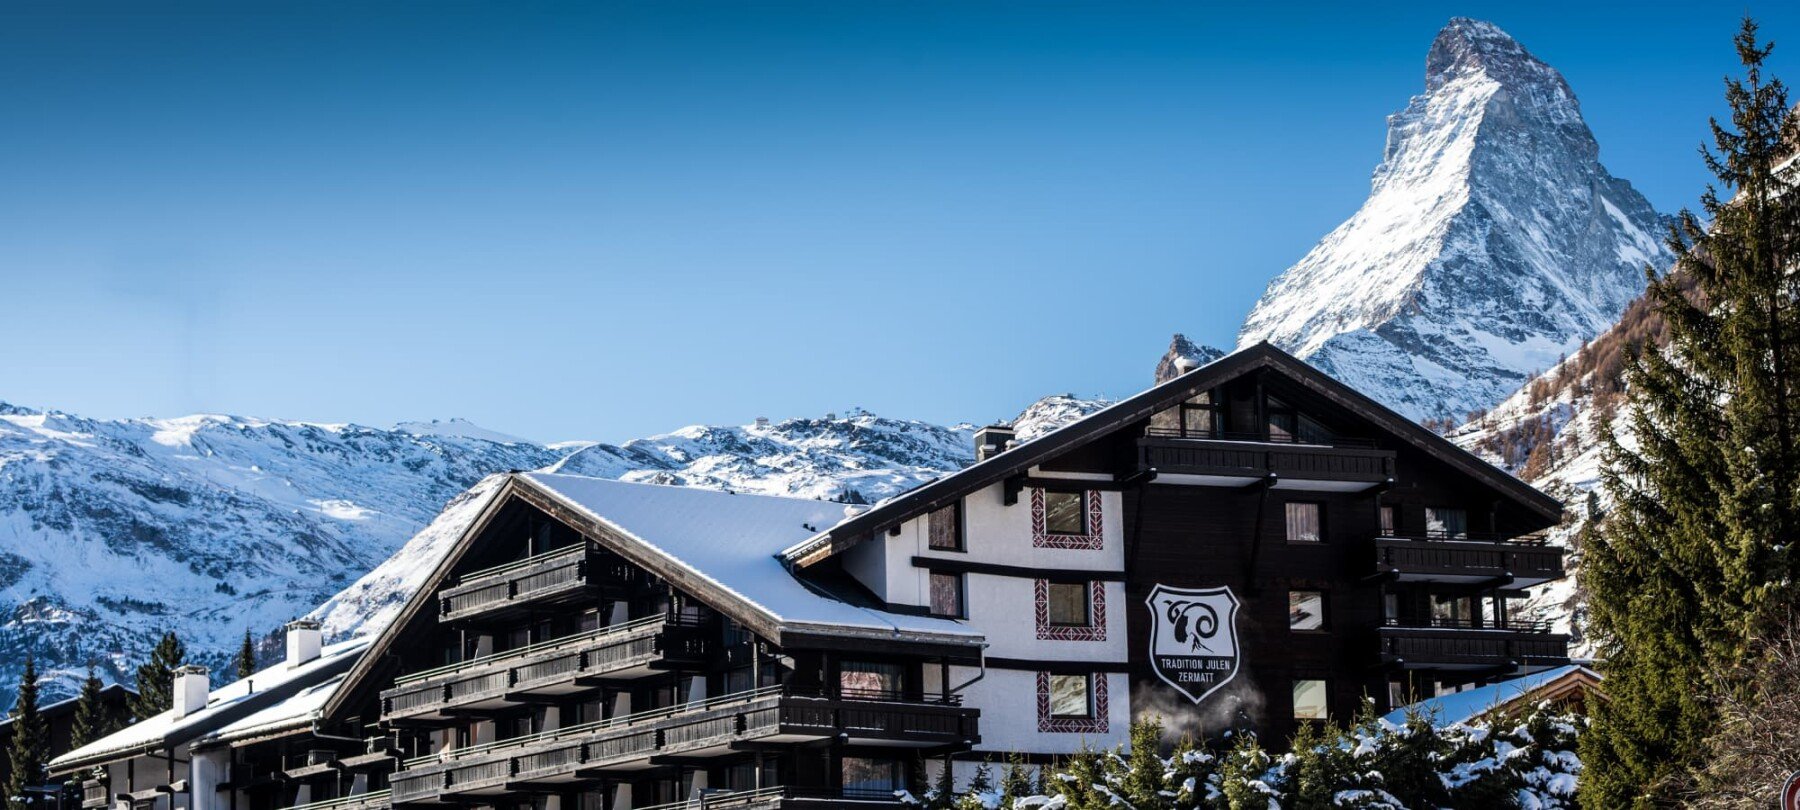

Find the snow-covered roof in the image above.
[
  {"left": 50, "top": 638, "right": 369, "bottom": 773},
  {"left": 202, "top": 673, "right": 348, "bottom": 745},
  {"left": 1384, "top": 664, "right": 1600, "bottom": 727},
  {"left": 522, "top": 472, "right": 981, "bottom": 642}
]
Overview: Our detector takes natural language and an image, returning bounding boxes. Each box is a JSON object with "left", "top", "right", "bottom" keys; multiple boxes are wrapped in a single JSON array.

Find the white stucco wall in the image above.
[{"left": 954, "top": 668, "right": 1131, "bottom": 756}]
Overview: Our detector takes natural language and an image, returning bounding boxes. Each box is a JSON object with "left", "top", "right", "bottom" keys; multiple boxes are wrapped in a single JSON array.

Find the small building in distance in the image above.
[{"left": 0, "top": 682, "right": 135, "bottom": 797}]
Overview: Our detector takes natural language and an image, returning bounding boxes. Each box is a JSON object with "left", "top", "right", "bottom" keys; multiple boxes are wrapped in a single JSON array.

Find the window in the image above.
[
  {"left": 929, "top": 572, "right": 964, "bottom": 618},
  {"left": 1267, "top": 398, "right": 1297, "bottom": 442},
  {"left": 1047, "top": 583, "right": 1091, "bottom": 627},
  {"left": 840, "top": 661, "right": 904, "bottom": 699},
  {"left": 927, "top": 502, "right": 963, "bottom": 551},
  {"left": 1384, "top": 592, "right": 1399, "bottom": 621},
  {"left": 1293, "top": 679, "right": 1328, "bottom": 721},
  {"left": 841, "top": 757, "right": 902, "bottom": 794},
  {"left": 1388, "top": 678, "right": 1411, "bottom": 709},
  {"left": 1033, "top": 489, "right": 1103, "bottom": 549},
  {"left": 1150, "top": 390, "right": 1217, "bottom": 437},
  {"left": 1432, "top": 594, "right": 1473, "bottom": 626},
  {"left": 1288, "top": 590, "right": 1325, "bottom": 631},
  {"left": 1285, "top": 502, "right": 1322, "bottom": 543},
  {"left": 1043, "top": 491, "right": 1087, "bottom": 535},
  {"left": 1426, "top": 507, "right": 1468, "bottom": 538},
  {"left": 1049, "top": 674, "right": 1093, "bottom": 718},
  {"left": 1379, "top": 505, "right": 1395, "bottom": 536},
  {"left": 1181, "top": 404, "right": 1217, "bottom": 437}
]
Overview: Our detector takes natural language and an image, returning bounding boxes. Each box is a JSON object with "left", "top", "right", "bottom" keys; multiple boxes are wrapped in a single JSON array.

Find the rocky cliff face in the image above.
[
  {"left": 1154, "top": 334, "right": 1227, "bottom": 385},
  {"left": 1239, "top": 18, "right": 1671, "bottom": 421}
]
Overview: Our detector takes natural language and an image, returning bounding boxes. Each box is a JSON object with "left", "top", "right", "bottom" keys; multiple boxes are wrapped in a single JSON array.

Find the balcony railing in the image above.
[
  {"left": 81, "top": 780, "right": 109, "bottom": 809},
  {"left": 1382, "top": 617, "right": 1555, "bottom": 633},
  {"left": 1379, "top": 619, "right": 1569, "bottom": 670},
  {"left": 1143, "top": 426, "right": 1379, "bottom": 448},
  {"left": 390, "top": 687, "right": 978, "bottom": 803},
  {"left": 1138, "top": 435, "right": 1394, "bottom": 485},
  {"left": 439, "top": 544, "right": 601, "bottom": 621},
  {"left": 383, "top": 615, "right": 706, "bottom": 722},
  {"left": 632, "top": 786, "right": 908, "bottom": 810},
  {"left": 1374, "top": 532, "right": 1564, "bottom": 585},
  {"left": 279, "top": 790, "right": 392, "bottom": 810}
]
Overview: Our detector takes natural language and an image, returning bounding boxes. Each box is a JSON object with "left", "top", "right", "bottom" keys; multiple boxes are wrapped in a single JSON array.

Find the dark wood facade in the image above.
[{"left": 346, "top": 491, "right": 981, "bottom": 810}]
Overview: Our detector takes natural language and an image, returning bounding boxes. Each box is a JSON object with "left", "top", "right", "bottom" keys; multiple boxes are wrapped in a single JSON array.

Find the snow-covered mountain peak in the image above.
[
  {"left": 1427, "top": 18, "right": 1557, "bottom": 91},
  {"left": 1238, "top": 18, "right": 1670, "bottom": 420},
  {"left": 1154, "top": 334, "right": 1227, "bottom": 385},
  {"left": 394, "top": 418, "right": 538, "bottom": 446}
]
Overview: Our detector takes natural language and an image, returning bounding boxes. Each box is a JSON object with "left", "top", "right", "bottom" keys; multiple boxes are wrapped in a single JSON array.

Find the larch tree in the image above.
[{"left": 1581, "top": 17, "right": 1800, "bottom": 808}]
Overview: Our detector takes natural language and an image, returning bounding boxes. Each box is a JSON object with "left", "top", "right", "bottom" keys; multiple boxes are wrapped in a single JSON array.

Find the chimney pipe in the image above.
[
  {"left": 973, "top": 425, "right": 1017, "bottom": 462},
  {"left": 172, "top": 665, "right": 210, "bottom": 718},
  {"left": 286, "top": 619, "right": 323, "bottom": 668}
]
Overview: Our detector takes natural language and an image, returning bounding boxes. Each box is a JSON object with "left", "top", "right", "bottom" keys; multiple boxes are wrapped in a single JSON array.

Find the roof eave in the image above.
[{"left": 787, "top": 343, "right": 1564, "bottom": 568}]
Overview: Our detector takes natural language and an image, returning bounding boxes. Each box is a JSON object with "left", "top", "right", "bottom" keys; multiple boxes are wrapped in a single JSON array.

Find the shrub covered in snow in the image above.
[{"left": 905, "top": 700, "right": 1584, "bottom": 809}]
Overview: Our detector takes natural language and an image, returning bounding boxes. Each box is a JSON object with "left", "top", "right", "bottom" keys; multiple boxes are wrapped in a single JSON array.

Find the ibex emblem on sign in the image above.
[{"left": 1147, "top": 585, "right": 1241, "bottom": 704}]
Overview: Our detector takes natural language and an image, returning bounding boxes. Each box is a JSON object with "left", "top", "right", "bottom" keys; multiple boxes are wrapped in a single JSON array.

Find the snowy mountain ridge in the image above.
[
  {"left": 1239, "top": 17, "right": 1671, "bottom": 420},
  {"left": 0, "top": 395, "right": 1109, "bottom": 706}
]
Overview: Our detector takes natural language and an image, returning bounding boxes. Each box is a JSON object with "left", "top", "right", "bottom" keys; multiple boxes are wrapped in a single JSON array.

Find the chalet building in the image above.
[
  {"left": 49, "top": 625, "right": 381, "bottom": 810},
  {"left": 52, "top": 343, "right": 1568, "bottom": 810}
]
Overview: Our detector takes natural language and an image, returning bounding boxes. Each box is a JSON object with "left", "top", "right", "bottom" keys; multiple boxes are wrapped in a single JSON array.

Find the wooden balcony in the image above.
[
  {"left": 382, "top": 616, "right": 708, "bottom": 723},
  {"left": 439, "top": 544, "right": 613, "bottom": 622},
  {"left": 1374, "top": 532, "right": 1565, "bottom": 587},
  {"left": 81, "top": 779, "right": 109, "bottom": 810},
  {"left": 1139, "top": 431, "right": 1394, "bottom": 492},
  {"left": 630, "top": 786, "right": 907, "bottom": 810},
  {"left": 1378, "top": 619, "right": 1570, "bottom": 671},
  {"left": 279, "top": 790, "right": 393, "bottom": 810},
  {"left": 389, "top": 688, "right": 977, "bottom": 803}
]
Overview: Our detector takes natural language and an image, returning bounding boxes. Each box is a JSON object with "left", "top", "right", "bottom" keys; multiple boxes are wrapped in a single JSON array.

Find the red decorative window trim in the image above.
[
  {"left": 1031, "top": 489, "right": 1104, "bottom": 549},
  {"left": 1034, "top": 579, "right": 1107, "bottom": 641},
  {"left": 1036, "top": 671, "right": 1110, "bottom": 733}
]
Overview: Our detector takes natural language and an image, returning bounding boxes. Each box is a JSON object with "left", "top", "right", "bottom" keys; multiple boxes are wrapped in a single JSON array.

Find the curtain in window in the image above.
[{"left": 1285, "top": 503, "right": 1321, "bottom": 542}]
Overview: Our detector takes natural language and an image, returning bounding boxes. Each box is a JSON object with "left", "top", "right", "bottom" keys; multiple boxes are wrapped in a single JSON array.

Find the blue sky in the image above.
[{"left": 3, "top": 1, "right": 1795, "bottom": 442}]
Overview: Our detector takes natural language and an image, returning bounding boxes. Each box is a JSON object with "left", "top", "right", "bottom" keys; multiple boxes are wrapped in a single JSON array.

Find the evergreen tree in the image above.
[
  {"left": 1107, "top": 720, "right": 1171, "bottom": 809},
  {"left": 998, "top": 754, "right": 1033, "bottom": 806},
  {"left": 129, "top": 631, "right": 185, "bottom": 719},
  {"left": 69, "top": 666, "right": 114, "bottom": 749},
  {"left": 1213, "top": 734, "right": 1274, "bottom": 810},
  {"left": 4, "top": 656, "right": 47, "bottom": 810},
  {"left": 234, "top": 629, "right": 256, "bottom": 680},
  {"left": 1582, "top": 18, "right": 1800, "bottom": 808}
]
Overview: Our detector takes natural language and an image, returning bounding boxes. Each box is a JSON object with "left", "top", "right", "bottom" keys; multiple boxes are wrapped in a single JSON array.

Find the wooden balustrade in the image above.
[
  {"left": 387, "top": 688, "right": 978, "bottom": 801},
  {"left": 1138, "top": 436, "right": 1394, "bottom": 485}
]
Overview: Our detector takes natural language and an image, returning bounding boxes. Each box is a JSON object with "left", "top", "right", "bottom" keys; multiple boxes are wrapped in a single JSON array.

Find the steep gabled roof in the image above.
[
  {"left": 785, "top": 342, "right": 1562, "bottom": 568},
  {"left": 323, "top": 473, "right": 982, "bottom": 720}
]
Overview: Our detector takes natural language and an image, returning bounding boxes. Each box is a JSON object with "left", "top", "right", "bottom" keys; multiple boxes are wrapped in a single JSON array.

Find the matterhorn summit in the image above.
[{"left": 1238, "top": 18, "right": 1670, "bottom": 420}]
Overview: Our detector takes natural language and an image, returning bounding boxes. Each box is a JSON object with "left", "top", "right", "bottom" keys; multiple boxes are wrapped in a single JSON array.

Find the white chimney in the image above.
[
  {"left": 172, "top": 665, "right": 210, "bottom": 718},
  {"left": 286, "top": 619, "right": 323, "bottom": 668}
]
